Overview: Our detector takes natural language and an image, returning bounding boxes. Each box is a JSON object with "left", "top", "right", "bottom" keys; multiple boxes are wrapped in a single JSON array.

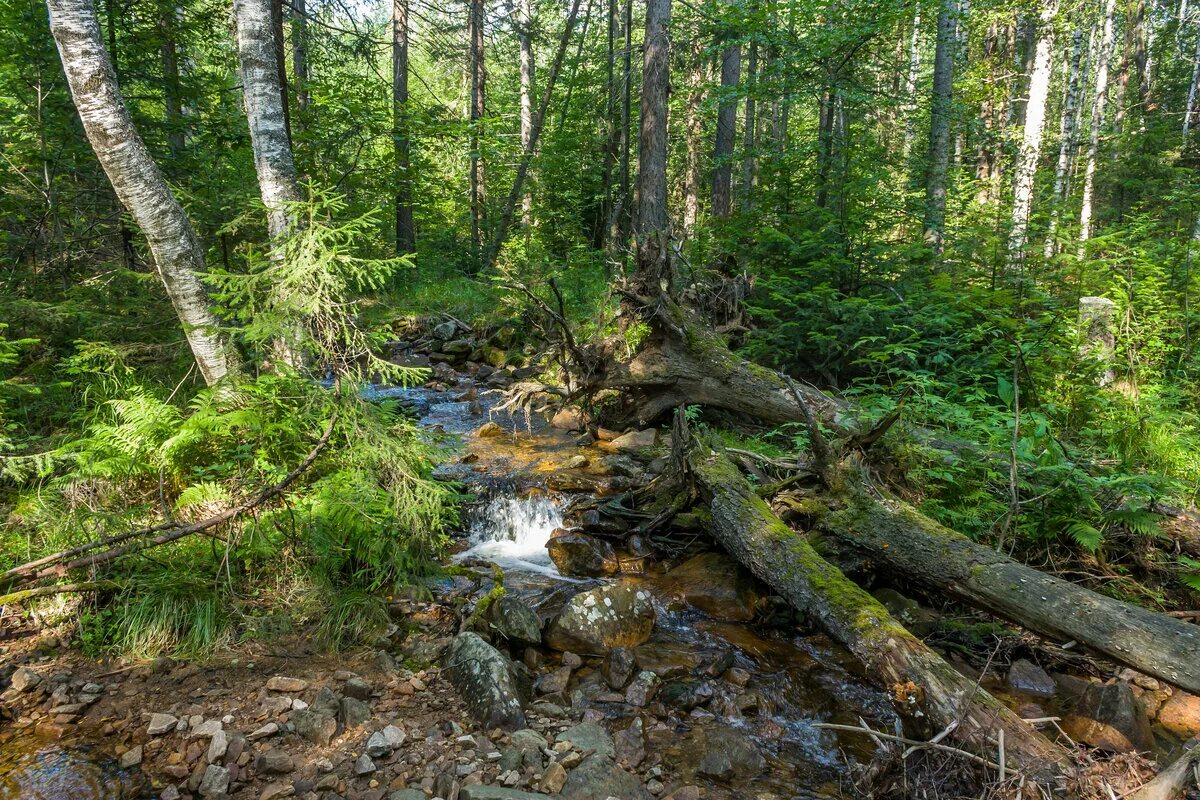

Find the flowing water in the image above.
[
  {"left": 0, "top": 729, "right": 147, "bottom": 800},
  {"left": 455, "top": 493, "right": 565, "bottom": 577}
]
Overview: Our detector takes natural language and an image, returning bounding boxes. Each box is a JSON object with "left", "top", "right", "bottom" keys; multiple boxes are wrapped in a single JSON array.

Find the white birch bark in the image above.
[
  {"left": 1078, "top": 0, "right": 1117, "bottom": 252},
  {"left": 1006, "top": 0, "right": 1057, "bottom": 272},
  {"left": 1044, "top": 28, "right": 1084, "bottom": 258},
  {"left": 46, "top": 0, "right": 234, "bottom": 386},
  {"left": 1185, "top": 23, "right": 1200, "bottom": 139},
  {"left": 234, "top": 0, "right": 303, "bottom": 244}
]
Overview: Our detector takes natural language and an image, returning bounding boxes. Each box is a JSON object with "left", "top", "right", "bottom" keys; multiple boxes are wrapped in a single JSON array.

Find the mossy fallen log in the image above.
[
  {"left": 812, "top": 488, "right": 1200, "bottom": 697},
  {"left": 687, "top": 445, "right": 1072, "bottom": 784}
]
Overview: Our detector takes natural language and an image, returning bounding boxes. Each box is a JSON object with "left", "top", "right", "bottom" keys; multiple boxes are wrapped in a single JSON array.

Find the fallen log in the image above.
[
  {"left": 812, "top": 487, "right": 1200, "bottom": 696},
  {"left": 1126, "top": 739, "right": 1200, "bottom": 800},
  {"left": 688, "top": 444, "right": 1073, "bottom": 784}
]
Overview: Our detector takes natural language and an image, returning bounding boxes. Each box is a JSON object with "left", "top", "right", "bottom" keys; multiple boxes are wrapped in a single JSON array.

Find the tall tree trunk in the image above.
[
  {"left": 482, "top": 0, "right": 584, "bottom": 269},
  {"left": 683, "top": 37, "right": 704, "bottom": 235},
  {"left": 1044, "top": 28, "right": 1084, "bottom": 258},
  {"left": 468, "top": 0, "right": 487, "bottom": 267},
  {"left": 47, "top": 0, "right": 234, "bottom": 386},
  {"left": 923, "top": 0, "right": 956, "bottom": 254},
  {"left": 393, "top": 0, "right": 415, "bottom": 254},
  {"left": 975, "top": 21, "right": 1001, "bottom": 203},
  {"left": 158, "top": 2, "right": 185, "bottom": 161},
  {"left": 519, "top": 0, "right": 534, "bottom": 226},
  {"left": 740, "top": 39, "right": 758, "bottom": 210},
  {"left": 1006, "top": 0, "right": 1056, "bottom": 273},
  {"left": 1079, "top": 0, "right": 1116, "bottom": 251},
  {"left": 293, "top": 0, "right": 309, "bottom": 115},
  {"left": 1184, "top": 23, "right": 1200, "bottom": 140},
  {"left": 597, "top": 0, "right": 617, "bottom": 249},
  {"left": 633, "top": 0, "right": 671, "bottom": 294},
  {"left": 234, "top": 0, "right": 303, "bottom": 245},
  {"left": 901, "top": 8, "right": 921, "bottom": 162},
  {"left": 103, "top": 0, "right": 135, "bottom": 268},
  {"left": 711, "top": 40, "right": 740, "bottom": 219},
  {"left": 269, "top": 0, "right": 292, "bottom": 147}
]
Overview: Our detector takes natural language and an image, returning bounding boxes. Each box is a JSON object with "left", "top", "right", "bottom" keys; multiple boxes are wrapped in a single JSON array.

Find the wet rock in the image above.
[
  {"left": 1157, "top": 691, "right": 1200, "bottom": 738},
  {"left": 255, "top": 749, "right": 295, "bottom": 774},
  {"left": 198, "top": 764, "right": 231, "bottom": 797},
  {"left": 608, "top": 429, "right": 656, "bottom": 451},
  {"left": 10, "top": 667, "right": 41, "bottom": 692},
  {"left": 561, "top": 754, "right": 651, "bottom": 800},
  {"left": 634, "top": 642, "right": 704, "bottom": 679},
  {"left": 624, "top": 671, "right": 659, "bottom": 707},
  {"left": 265, "top": 676, "right": 308, "bottom": 693},
  {"left": 443, "top": 632, "right": 527, "bottom": 730},
  {"left": 657, "top": 552, "right": 763, "bottom": 622},
  {"left": 1007, "top": 659, "right": 1056, "bottom": 697},
  {"left": 148, "top": 713, "right": 179, "bottom": 735},
  {"left": 554, "top": 722, "right": 614, "bottom": 759},
  {"left": 688, "top": 726, "right": 765, "bottom": 781},
  {"left": 292, "top": 709, "right": 338, "bottom": 746},
  {"left": 1061, "top": 681, "right": 1153, "bottom": 752},
  {"left": 486, "top": 595, "right": 542, "bottom": 645},
  {"left": 602, "top": 647, "right": 636, "bottom": 690},
  {"left": 535, "top": 666, "right": 572, "bottom": 695},
  {"left": 119, "top": 744, "right": 143, "bottom": 768},
  {"left": 613, "top": 718, "right": 645, "bottom": 768},
  {"left": 545, "top": 582, "right": 656, "bottom": 654},
  {"left": 477, "top": 422, "right": 506, "bottom": 438},
  {"left": 444, "top": 339, "right": 473, "bottom": 356},
  {"left": 546, "top": 531, "right": 618, "bottom": 578},
  {"left": 658, "top": 681, "right": 713, "bottom": 710}
]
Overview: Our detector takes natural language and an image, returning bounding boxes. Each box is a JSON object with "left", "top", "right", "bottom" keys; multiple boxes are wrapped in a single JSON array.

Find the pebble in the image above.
[
  {"left": 265, "top": 676, "right": 309, "bottom": 693},
  {"left": 248, "top": 722, "right": 280, "bottom": 741},
  {"left": 148, "top": 713, "right": 179, "bottom": 736}
]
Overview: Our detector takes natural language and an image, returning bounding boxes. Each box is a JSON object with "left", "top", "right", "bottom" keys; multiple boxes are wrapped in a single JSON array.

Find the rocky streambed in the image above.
[{"left": 4, "top": 332, "right": 1200, "bottom": 800}]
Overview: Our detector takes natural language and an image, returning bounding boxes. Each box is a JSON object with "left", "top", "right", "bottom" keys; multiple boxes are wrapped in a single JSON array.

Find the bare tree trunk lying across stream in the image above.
[{"left": 686, "top": 442, "right": 1074, "bottom": 784}]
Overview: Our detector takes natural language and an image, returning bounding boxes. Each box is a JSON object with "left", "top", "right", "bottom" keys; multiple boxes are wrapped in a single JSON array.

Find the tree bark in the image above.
[
  {"left": 519, "top": 0, "right": 534, "bottom": 227},
  {"left": 482, "top": 0, "right": 584, "bottom": 269},
  {"left": 683, "top": 37, "right": 704, "bottom": 235},
  {"left": 469, "top": 0, "right": 487, "bottom": 268},
  {"left": 47, "top": 0, "right": 235, "bottom": 387},
  {"left": 711, "top": 39, "right": 740, "bottom": 219},
  {"left": 158, "top": 2, "right": 185, "bottom": 161},
  {"left": 1044, "top": 28, "right": 1084, "bottom": 258},
  {"left": 269, "top": 0, "right": 292, "bottom": 146},
  {"left": 813, "top": 486, "right": 1200, "bottom": 696},
  {"left": 923, "top": 0, "right": 956, "bottom": 254},
  {"left": 234, "top": 0, "right": 303, "bottom": 245},
  {"left": 633, "top": 0, "right": 671, "bottom": 294},
  {"left": 292, "top": 0, "right": 309, "bottom": 114},
  {"left": 394, "top": 0, "right": 415, "bottom": 254},
  {"left": 739, "top": 39, "right": 757, "bottom": 209},
  {"left": 688, "top": 446, "right": 1072, "bottom": 782},
  {"left": 901, "top": 9, "right": 921, "bottom": 162},
  {"left": 1006, "top": 0, "right": 1056, "bottom": 273},
  {"left": 1078, "top": 0, "right": 1116, "bottom": 251}
]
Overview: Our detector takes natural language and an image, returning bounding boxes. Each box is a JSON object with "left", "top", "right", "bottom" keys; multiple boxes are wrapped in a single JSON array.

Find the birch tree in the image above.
[
  {"left": 1079, "top": 0, "right": 1117, "bottom": 250},
  {"left": 1007, "top": 0, "right": 1057, "bottom": 272},
  {"left": 518, "top": 0, "right": 534, "bottom": 226},
  {"left": 46, "top": 0, "right": 235, "bottom": 386},
  {"left": 901, "top": 9, "right": 921, "bottom": 161},
  {"left": 1044, "top": 28, "right": 1084, "bottom": 257},
  {"left": 234, "top": 0, "right": 303, "bottom": 245}
]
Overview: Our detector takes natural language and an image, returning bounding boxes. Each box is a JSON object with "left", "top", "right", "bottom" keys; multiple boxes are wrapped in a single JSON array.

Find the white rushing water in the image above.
[{"left": 454, "top": 494, "right": 566, "bottom": 577}]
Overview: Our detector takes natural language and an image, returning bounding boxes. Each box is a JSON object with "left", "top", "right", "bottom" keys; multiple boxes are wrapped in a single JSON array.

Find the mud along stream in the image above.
[{"left": 1, "top": 374, "right": 897, "bottom": 800}]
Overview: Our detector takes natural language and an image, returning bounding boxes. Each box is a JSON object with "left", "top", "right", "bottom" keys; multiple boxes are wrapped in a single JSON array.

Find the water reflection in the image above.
[{"left": 0, "top": 729, "right": 147, "bottom": 800}]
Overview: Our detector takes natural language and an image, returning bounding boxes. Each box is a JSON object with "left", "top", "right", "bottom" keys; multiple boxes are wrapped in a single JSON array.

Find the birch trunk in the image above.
[
  {"left": 923, "top": 0, "right": 956, "bottom": 254},
  {"left": 1078, "top": 0, "right": 1116, "bottom": 251},
  {"left": 633, "top": 0, "right": 671, "bottom": 294},
  {"left": 711, "top": 41, "right": 740, "bottom": 219},
  {"left": 1185, "top": 24, "right": 1200, "bottom": 140},
  {"left": 393, "top": 0, "right": 415, "bottom": 254},
  {"left": 518, "top": 0, "right": 534, "bottom": 226},
  {"left": 683, "top": 37, "right": 704, "bottom": 235},
  {"left": 234, "top": 0, "right": 303, "bottom": 245},
  {"left": 47, "top": 0, "right": 234, "bottom": 386},
  {"left": 1006, "top": 0, "right": 1056, "bottom": 273},
  {"left": 1044, "top": 28, "right": 1083, "bottom": 258}
]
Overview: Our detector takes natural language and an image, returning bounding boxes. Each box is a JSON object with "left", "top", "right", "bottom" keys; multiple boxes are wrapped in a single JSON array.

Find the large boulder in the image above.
[
  {"left": 682, "top": 725, "right": 765, "bottom": 782},
  {"left": 545, "top": 582, "right": 655, "bottom": 655},
  {"left": 1157, "top": 691, "right": 1200, "bottom": 739},
  {"left": 560, "top": 754, "right": 651, "bottom": 800},
  {"left": 443, "top": 632, "right": 527, "bottom": 730},
  {"left": 547, "top": 531, "right": 618, "bottom": 578},
  {"left": 1061, "top": 681, "right": 1153, "bottom": 753},
  {"left": 656, "top": 552, "right": 763, "bottom": 622}
]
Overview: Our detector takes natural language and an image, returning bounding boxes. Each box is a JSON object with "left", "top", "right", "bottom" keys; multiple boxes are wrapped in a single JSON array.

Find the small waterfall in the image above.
[{"left": 455, "top": 493, "right": 565, "bottom": 576}]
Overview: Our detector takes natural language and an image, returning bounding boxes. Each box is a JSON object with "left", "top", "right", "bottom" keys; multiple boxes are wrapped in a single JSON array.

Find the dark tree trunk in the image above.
[
  {"left": 633, "top": 0, "right": 671, "bottom": 294},
  {"left": 394, "top": 0, "right": 415, "bottom": 254},
  {"left": 269, "top": 0, "right": 292, "bottom": 147},
  {"left": 711, "top": 41, "right": 740, "bottom": 218},
  {"left": 923, "top": 0, "right": 956, "bottom": 254},
  {"left": 293, "top": 0, "right": 309, "bottom": 114},
  {"left": 158, "top": 2, "right": 185, "bottom": 161},
  {"left": 740, "top": 39, "right": 757, "bottom": 210},
  {"left": 468, "top": 0, "right": 487, "bottom": 268}
]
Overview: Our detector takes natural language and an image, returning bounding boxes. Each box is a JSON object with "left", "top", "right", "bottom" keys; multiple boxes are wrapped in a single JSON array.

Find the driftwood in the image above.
[
  {"left": 2, "top": 413, "right": 336, "bottom": 591},
  {"left": 1126, "top": 739, "right": 1200, "bottom": 800},
  {"left": 686, "top": 443, "right": 1073, "bottom": 784},
  {"left": 812, "top": 486, "right": 1200, "bottom": 695}
]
